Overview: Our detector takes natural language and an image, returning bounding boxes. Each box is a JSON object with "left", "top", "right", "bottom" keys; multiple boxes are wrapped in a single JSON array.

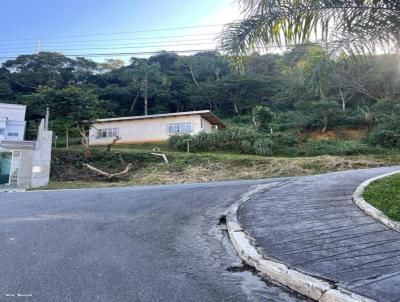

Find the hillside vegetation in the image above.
[{"left": 1, "top": 46, "right": 399, "bottom": 157}]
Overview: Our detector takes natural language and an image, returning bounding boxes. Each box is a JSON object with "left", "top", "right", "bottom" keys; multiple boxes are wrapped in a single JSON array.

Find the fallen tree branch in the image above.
[
  {"left": 150, "top": 153, "right": 169, "bottom": 164},
  {"left": 83, "top": 163, "right": 132, "bottom": 179},
  {"left": 107, "top": 136, "right": 121, "bottom": 152}
]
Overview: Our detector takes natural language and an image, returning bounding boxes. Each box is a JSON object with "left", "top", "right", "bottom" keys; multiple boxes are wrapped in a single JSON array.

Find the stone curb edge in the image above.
[
  {"left": 352, "top": 170, "right": 400, "bottom": 233},
  {"left": 226, "top": 182, "right": 376, "bottom": 302}
]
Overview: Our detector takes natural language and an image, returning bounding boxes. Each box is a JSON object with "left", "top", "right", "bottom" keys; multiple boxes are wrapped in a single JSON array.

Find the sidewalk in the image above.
[{"left": 237, "top": 167, "right": 400, "bottom": 302}]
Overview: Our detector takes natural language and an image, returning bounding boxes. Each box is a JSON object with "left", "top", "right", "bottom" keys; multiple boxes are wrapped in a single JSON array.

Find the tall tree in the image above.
[
  {"left": 120, "top": 58, "right": 169, "bottom": 115},
  {"left": 25, "top": 86, "right": 103, "bottom": 147}
]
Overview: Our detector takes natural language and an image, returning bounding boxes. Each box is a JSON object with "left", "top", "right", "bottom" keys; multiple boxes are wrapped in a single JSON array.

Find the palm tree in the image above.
[{"left": 220, "top": 0, "right": 399, "bottom": 62}]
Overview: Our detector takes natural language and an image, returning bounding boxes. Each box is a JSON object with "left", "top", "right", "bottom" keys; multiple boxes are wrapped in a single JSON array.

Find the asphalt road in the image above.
[{"left": 0, "top": 179, "right": 308, "bottom": 302}]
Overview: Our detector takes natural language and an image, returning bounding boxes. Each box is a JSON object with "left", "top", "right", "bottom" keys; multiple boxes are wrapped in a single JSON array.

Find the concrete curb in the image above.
[
  {"left": 352, "top": 170, "right": 400, "bottom": 233},
  {"left": 226, "top": 182, "right": 376, "bottom": 302}
]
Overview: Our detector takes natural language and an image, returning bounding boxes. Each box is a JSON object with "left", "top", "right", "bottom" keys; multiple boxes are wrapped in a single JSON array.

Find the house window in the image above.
[
  {"left": 7, "top": 132, "right": 19, "bottom": 138},
  {"left": 168, "top": 123, "right": 192, "bottom": 134},
  {"left": 96, "top": 128, "right": 118, "bottom": 139}
]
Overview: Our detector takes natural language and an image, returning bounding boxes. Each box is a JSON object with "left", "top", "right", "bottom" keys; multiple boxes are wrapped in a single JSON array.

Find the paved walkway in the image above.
[{"left": 238, "top": 167, "right": 400, "bottom": 302}]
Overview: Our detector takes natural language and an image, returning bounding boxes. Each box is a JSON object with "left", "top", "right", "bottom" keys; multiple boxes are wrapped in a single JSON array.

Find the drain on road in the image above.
[
  {"left": 227, "top": 263, "right": 252, "bottom": 272},
  {"left": 218, "top": 215, "right": 227, "bottom": 225}
]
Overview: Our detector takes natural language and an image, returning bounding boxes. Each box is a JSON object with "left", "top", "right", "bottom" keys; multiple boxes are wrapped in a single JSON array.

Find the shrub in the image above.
[
  {"left": 367, "top": 115, "right": 400, "bottom": 148},
  {"left": 167, "top": 134, "right": 192, "bottom": 152},
  {"left": 192, "top": 128, "right": 257, "bottom": 153},
  {"left": 269, "top": 132, "right": 302, "bottom": 156},
  {"left": 254, "top": 106, "right": 273, "bottom": 129},
  {"left": 304, "top": 139, "right": 379, "bottom": 156},
  {"left": 253, "top": 138, "right": 273, "bottom": 156}
]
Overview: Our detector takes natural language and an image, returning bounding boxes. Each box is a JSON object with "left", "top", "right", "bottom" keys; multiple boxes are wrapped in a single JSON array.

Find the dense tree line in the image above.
[{"left": 0, "top": 48, "right": 399, "bottom": 148}]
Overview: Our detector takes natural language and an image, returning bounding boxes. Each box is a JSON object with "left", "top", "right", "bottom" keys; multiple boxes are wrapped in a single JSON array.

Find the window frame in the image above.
[
  {"left": 168, "top": 122, "right": 193, "bottom": 134},
  {"left": 96, "top": 128, "right": 119, "bottom": 139},
  {"left": 6, "top": 132, "right": 19, "bottom": 138}
]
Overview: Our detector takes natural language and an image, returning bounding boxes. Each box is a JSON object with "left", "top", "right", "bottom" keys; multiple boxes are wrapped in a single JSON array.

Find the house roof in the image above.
[{"left": 94, "top": 110, "right": 227, "bottom": 128}]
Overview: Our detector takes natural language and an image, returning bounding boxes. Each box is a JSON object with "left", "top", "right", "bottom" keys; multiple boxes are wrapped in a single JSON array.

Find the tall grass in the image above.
[
  {"left": 168, "top": 129, "right": 389, "bottom": 157},
  {"left": 168, "top": 128, "right": 274, "bottom": 156}
]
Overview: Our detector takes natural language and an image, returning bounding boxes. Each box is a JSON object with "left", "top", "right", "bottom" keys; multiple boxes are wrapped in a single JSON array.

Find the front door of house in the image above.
[{"left": 0, "top": 152, "right": 12, "bottom": 185}]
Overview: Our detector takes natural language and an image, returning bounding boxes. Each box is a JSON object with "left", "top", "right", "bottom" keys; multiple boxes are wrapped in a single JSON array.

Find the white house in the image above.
[
  {"left": 0, "top": 103, "right": 53, "bottom": 189},
  {"left": 0, "top": 103, "right": 26, "bottom": 142},
  {"left": 89, "top": 110, "right": 226, "bottom": 146}
]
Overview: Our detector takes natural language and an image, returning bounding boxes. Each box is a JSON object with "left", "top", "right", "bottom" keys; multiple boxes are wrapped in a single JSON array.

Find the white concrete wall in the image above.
[
  {"left": 0, "top": 103, "right": 26, "bottom": 122},
  {"left": 30, "top": 119, "right": 53, "bottom": 188},
  {"left": 0, "top": 148, "right": 33, "bottom": 188},
  {"left": 17, "top": 149, "right": 33, "bottom": 188},
  {"left": 89, "top": 114, "right": 209, "bottom": 145},
  {"left": 0, "top": 103, "right": 26, "bottom": 141},
  {"left": 5, "top": 121, "right": 26, "bottom": 141}
]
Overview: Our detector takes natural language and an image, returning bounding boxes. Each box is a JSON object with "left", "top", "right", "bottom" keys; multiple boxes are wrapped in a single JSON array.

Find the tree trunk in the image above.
[
  {"left": 233, "top": 102, "right": 239, "bottom": 114},
  {"left": 339, "top": 89, "right": 346, "bottom": 111},
  {"left": 252, "top": 108, "right": 257, "bottom": 128},
  {"left": 143, "top": 76, "right": 148, "bottom": 115},
  {"left": 214, "top": 67, "right": 221, "bottom": 80},
  {"left": 65, "top": 126, "right": 69, "bottom": 149},
  {"left": 107, "top": 136, "right": 121, "bottom": 152},
  {"left": 130, "top": 88, "right": 140, "bottom": 112},
  {"left": 78, "top": 126, "right": 89, "bottom": 147},
  {"left": 321, "top": 117, "right": 328, "bottom": 134},
  {"left": 189, "top": 65, "right": 200, "bottom": 87},
  {"left": 83, "top": 163, "right": 132, "bottom": 180}
]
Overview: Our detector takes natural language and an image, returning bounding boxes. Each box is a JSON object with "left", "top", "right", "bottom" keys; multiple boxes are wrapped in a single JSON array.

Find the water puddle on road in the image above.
[{"left": 215, "top": 216, "right": 311, "bottom": 302}]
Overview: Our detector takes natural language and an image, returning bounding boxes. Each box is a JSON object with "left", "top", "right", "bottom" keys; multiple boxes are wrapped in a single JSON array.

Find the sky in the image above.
[{"left": 0, "top": 0, "right": 243, "bottom": 63}]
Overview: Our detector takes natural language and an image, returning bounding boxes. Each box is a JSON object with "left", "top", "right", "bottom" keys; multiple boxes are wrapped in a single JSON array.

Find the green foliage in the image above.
[
  {"left": 253, "top": 138, "right": 273, "bottom": 156},
  {"left": 168, "top": 128, "right": 258, "bottom": 154},
  {"left": 364, "top": 174, "right": 400, "bottom": 221},
  {"left": 51, "top": 148, "right": 158, "bottom": 181},
  {"left": 193, "top": 128, "right": 257, "bottom": 153},
  {"left": 1, "top": 49, "right": 399, "bottom": 156},
  {"left": 367, "top": 119, "right": 400, "bottom": 148},
  {"left": 304, "top": 140, "right": 380, "bottom": 156},
  {"left": 167, "top": 134, "right": 192, "bottom": 152},
  {"left": 254, "top": 106, "right": 273, "bottom": 129},
  {"left": 268, "top": 132, "right": 301, "bottom": 156},
  {"left": 220, "top": 0, "right": 399, "bottom": 63},
  {"left": 25, "top": 86, "right": 102, "bottom": 129},
  {"left": 367, "top": 99, "right": 400, "bottom": 148}
]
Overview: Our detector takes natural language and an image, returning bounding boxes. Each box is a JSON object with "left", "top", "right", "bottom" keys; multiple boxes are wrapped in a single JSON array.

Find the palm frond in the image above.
[{"left": 220, "top": 0, "right": 400, "bottom": 58}]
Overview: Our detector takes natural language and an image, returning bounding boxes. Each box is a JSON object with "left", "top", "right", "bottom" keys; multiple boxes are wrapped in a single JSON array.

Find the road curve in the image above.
[
  {"left": 0, "top": 179, "right": 308, "bottom": 302},
  {"left": 238, "top": 166, "right": 400, "bottom": 302}
]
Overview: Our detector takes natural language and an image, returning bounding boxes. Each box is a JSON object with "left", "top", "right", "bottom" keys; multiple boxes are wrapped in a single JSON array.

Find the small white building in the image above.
[
  {"left": 89, "top": 110, "right": 226, "bottom": 146},
  {"left": 0, "top": 103, "right": 52, "bottom": 189}
]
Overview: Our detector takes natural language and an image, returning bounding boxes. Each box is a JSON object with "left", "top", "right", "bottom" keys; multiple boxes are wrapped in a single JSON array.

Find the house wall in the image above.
[
  {"left": 4, "top": 121, "right": 26, "bottom": 141},
  {"left": 0, "top": 103, "right": 26, "bottom": 121},
  {"left": 17, "top": 149, "right": 33, "bottom": 188},
  {"left": 0, "top": 103, "right": 27, "bottom": 141},
  {"left": 0, "top": 148, "right": 33, "bottom": 188},
  {"left": 201, "top": 117, "right": 213, "bottom": 132},
  {"left": 89, "top": 114, "right": 209, "bottom": 145}
]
